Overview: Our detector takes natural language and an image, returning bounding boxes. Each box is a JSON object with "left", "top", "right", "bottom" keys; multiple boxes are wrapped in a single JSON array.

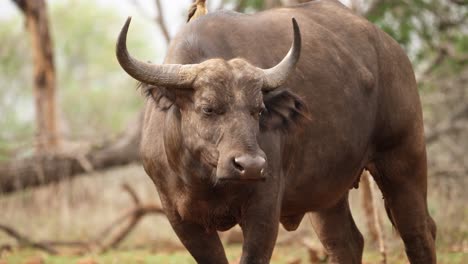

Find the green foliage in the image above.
[
  {"left": 246, "top": 0, "right": 266, "bottom": 10},
  {"left": 226, "top": 0, "right": 275, "bottom": 12},
  {"left": 364, "top": 0, "right": 467, "bottom": 74},
  {"left": 230, "top": 0, "right": 467, "bottom": 76},
  {"left": 49, "top": 0, "right": 154, "bottom": 140},
  {"left": 0, "top": 17, "right": 34, "bottom": 159},
  {"left": 0, "top": 0, "right": 156, "bottom": 155},
  {"left": 0, "top": 0, "right": 465, "bottom": 157}
]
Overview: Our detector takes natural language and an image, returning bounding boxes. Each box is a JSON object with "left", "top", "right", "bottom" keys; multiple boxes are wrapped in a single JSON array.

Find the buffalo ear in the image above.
[
  {"left": 260, "top": 89, "right": 310, "bottom": 132},
  {"left": 142, "top": 83, "right": 194, "bottom": 110},
  {"left": 139, "top": 83, "right": 177, "bottom": 110}
]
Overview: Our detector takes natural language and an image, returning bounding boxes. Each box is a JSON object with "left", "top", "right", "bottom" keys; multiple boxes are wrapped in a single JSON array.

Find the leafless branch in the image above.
[
  {"left": 425, "top": 104, "right": 468, "bottom": 144},
  {"left": 122, "top": 182, "right": 141, "bottom": 205},
  {"left": 215, "top": 0, "right": 227, "bottom": 10},
  {"left": 234, "top": 0, "right": 248, "bottom": 12},
  {"left": 450, "top": 0, "right": 467, "bottom": 6},
  {"left": 421, "top": 45, "right": 449, "bottom": 78},
  {"left": 349, "top": 0, "right": 363, "bottom": 14},
  {"left": 363, "top": 0, "right": 387, "bottom": 18},
  {"left": 0, "top": 184, "right": 165, "bottom": 255},
  {"left": 432, "top": 168, "right": 468, "bottom": 178},
  {"left": 11, "top": 0, "right": 27, "bottom": 13},
  {"left": 0, "top": 224, "right": 58, "bottom": 254},
  {"left": 154, "top": 0, "right": 170, "bottom": 44},
  {"left": 96, "top": 184, "right": 164, "bottom": 252},
  {"left": 129, "top": 0, "right": 154, "bottom": 20},
  {"left": 128, "top": 0, "right": 170, "bottom": 44}
]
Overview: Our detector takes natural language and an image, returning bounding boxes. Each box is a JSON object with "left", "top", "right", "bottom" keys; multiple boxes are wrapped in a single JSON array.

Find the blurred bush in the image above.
[{"left": 0, "top": 0, "right": 157, "bottom": 160}]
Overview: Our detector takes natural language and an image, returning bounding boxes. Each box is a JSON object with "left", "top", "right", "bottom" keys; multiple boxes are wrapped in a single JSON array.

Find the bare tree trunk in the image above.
[
  {"left": 0, "top": 113, "right": 143, "bottom": 195},
  {"left": 360, "top": 170, "right": 379, "bottom": 242},
  {"left": 154, "top": 0, "right": 170, "bottom": 44},
  {"left": 369, "top": 174, "right": 387, "bottom": 264},
  {"left": 360, "top": 170, "right": 387, "bottom": 263},
  {"left": 13, "top": 0, "right": 61, "bottom": 154},
  {"left": 128, "top": 0, "right": 170, "bottom": 45}
]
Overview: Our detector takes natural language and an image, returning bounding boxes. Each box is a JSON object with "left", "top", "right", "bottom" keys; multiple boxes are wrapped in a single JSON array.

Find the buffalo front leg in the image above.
[
  {"left": 309, "top": 195, "right": 364, "bottom": 264},
  {"left": 168, "top": 215, "right": 229, "bottom": 264},
  {"left": 239, "top": 197, "right": 281, "bottom": 264}
]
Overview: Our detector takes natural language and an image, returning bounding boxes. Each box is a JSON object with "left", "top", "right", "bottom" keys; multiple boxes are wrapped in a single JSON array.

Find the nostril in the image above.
[
  {"left": 232, "top": 157, "right": 245, "bottom": 173},
  {"left": 232, "top": 155, "right": 266, "bottom": 177}
]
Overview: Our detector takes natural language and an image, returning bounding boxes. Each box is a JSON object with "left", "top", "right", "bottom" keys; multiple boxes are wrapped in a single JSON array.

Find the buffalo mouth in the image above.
[
  {"left": 215, "top": 153, "right": 267, "bottom": 183},
  {"left": 217, "top": 175, "right": 267, "bottom": 183}
]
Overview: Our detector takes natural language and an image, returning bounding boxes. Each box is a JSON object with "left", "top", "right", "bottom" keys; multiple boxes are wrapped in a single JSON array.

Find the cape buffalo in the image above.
[{"left": 116, "top": 0, "right": 436, "bottom": 263}]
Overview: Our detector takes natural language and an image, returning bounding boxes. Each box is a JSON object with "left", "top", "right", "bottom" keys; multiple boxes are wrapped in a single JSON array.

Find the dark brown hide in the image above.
[{"left": 123, "top": 1, "right": 436, "bottom": 263}]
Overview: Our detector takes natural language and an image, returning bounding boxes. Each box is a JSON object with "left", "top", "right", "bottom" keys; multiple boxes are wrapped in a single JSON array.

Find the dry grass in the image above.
[{"left": 0, "top": 164, "right": 467, "bottom": 262}]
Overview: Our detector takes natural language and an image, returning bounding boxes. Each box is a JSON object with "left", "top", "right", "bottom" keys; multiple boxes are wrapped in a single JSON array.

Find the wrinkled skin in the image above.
[{"left": 121, "top": 1, "right": 436, "bottom": 263}]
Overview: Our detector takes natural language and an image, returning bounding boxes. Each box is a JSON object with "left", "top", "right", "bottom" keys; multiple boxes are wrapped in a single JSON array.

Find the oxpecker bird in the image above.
[{"left": 187, "top": 0, "right": 208, "bottom": 22}]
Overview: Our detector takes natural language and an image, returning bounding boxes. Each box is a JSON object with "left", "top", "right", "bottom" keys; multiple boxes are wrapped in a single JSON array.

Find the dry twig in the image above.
[
  {"left": 128, "top": 0, "right": 170, "bottom": 44},
  {"left": 360, "top": 171, "right": 379, "bottom": 243},
  {"left": 0, "top": 183, "right": 164, "bottom": 255},
  {"left": 369, "top": 177, "right": 387, "bottom": 264},
  {"left": 95, "top": 184, "right": 164, "bottom": 252},
  {"left": 0, "top": 224, "right": 58, "bottom": 254}
]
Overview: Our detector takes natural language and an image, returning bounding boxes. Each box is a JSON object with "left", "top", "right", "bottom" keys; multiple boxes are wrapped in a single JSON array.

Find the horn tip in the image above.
[
  {"left": 125, "top": 16, "right": 132, "bottom": 28},
  {"left": 291, "top": 17, "right": 299, "bottom": 33},
  {"left": 291, "top": 17, "right": 298, "bottom": 26},
  {"left": 291, "top": 17, "right": 301, "bottom": 52},
  {"left": 117, "top": 16, "right": 133, "bottom": 66},
  {"left": 118, "top": 17, "right": 132, "bottom": 43}
]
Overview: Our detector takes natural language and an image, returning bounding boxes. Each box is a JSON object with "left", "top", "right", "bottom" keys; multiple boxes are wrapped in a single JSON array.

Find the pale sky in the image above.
[
  {"left": 0, "top": 0, "right": 227, "bottom": 62},
  {"left": 0, "top": 0, "right": 351, "bottom": 61},
  {"left": 0, "top": 0, "right": 352, "bottom": 27}
]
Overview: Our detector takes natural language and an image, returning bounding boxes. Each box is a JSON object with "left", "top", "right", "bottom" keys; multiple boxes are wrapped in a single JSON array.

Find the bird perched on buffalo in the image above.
[{"left": 187, "top": 0, "right": 208, "bottom": 22}]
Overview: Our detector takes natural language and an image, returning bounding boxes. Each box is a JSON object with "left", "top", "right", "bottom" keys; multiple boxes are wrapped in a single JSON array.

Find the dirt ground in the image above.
[
  {"left": 0, "top": 164, "right": 467, "bottom": 263},
  {"left": 1, "top": 246, "right": 467, "bottom": 264}
]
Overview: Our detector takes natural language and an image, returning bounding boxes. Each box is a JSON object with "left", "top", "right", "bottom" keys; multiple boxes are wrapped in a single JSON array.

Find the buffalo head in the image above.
[{"left": 116, "top": 17, "right": 307, "bottom": 183}]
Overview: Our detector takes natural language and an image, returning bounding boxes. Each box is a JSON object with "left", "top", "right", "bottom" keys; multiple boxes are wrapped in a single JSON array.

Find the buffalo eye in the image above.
[
  {"left": 252, "top": 106, "right": 266, "bottom": 120},
  {"left": 201, "top": 106, "right": 215, "bottom": 116},
  {"left": 260, "top": 106, "right": 266, "bottom": 117}
]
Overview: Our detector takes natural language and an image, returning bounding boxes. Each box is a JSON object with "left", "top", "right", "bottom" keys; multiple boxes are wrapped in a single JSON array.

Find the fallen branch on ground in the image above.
[
  {"left": 94, "top": 183, "right": 165, "bottom": 253},
  {"left": 0, "top": 224, "right": 58, "bottom": 254},
  {"left": 0, "top": 113, "right": 143, "bottom": 195},
  {"left": 0, "top": 183, "right": 165, "bottom": 255}
]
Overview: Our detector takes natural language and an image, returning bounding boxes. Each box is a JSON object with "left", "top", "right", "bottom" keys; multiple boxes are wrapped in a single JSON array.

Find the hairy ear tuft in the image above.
[
  {"left": 139, "top": 83, "right": 176, "bottom": 110},
  {"left": 260, "top": 89, "right": 310, "bottom": 132}
]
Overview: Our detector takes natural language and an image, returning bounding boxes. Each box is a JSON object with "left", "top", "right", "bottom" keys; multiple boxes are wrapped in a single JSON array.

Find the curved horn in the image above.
[
  {"left": 262, "top": 18, "right": 302, "bottom": 91},
  {"left": 116, "top": 17, "right": 197, "bottom": 88}
]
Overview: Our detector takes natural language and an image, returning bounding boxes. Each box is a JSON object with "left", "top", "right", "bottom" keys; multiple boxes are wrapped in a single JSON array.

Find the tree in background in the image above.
[
  {"left": 12, "top": 0, "right": 60, "bottom": 154},
  {"left": 0, "top": 0, "right": 153, "bottom": 193},
  {"left": 0, "top": 0, "right": 466, "bottom": 257},
  {"left": 1, "top": 0, "right": 466, "bottom": 196}
]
